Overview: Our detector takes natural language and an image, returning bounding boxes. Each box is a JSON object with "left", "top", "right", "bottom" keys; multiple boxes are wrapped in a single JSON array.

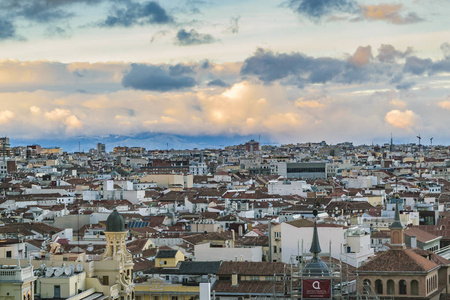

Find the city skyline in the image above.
[{"left": 1, "top": 0, "right": 450, "bottom": 147}]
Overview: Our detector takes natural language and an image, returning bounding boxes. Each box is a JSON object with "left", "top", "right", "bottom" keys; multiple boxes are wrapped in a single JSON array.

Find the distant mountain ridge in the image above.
[{"left": 10, "top": 132, "right": 258, "bottom": 153}]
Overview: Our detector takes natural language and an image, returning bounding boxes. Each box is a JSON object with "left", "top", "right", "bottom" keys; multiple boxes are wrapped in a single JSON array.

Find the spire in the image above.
[
  {"left": 310, "top": 219, "right": 322, "bottom": 255},
  {"left": 302, "top": 209, "right": 329, "bottom": 276},
  {"left": 389, "top": 194, "right": 404, "bottom": 230}
]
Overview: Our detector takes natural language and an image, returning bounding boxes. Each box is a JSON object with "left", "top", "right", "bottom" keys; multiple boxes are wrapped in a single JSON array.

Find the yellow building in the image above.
[
  {"left": 135, "top": 278, "right": 199, "bottom": 300},
  {"left": 0, "top": 260, "right": 36, "bottom": 300},
  {"left": 94, "top": 208, "right": 135, "bottom": 300},
  {"left": 154, "top": 250, "right": 184, "bottom": 268}
]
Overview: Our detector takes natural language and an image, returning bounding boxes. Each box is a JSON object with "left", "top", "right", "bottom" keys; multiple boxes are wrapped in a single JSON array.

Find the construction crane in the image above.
[{"left": 430, "top": 137, "right": 434, "bottom": 146}]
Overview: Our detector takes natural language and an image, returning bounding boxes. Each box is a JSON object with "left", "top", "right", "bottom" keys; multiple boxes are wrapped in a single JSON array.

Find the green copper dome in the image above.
[{"left": 106, "top": 209, "right": 125, "bottom": 232}]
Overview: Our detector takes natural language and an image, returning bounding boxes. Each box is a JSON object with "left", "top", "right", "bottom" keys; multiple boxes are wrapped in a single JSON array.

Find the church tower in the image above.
[
  {"left": 96, "top": 209, "right": 134, "bottom": 300},
  {"left": 389, "top": 194, "right": 405, "bottom": 250}
]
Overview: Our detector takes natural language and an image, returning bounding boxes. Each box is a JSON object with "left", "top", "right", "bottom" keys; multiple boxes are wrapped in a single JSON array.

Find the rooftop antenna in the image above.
[
  {"left": 79, "top": 141, "right": 81, "bottom": 153},
  {"left": 417, "top": 134, "right": 421, "bottom": 152},
  {"left": 430, "top": 137, "right": 433, "bottom": 146}
]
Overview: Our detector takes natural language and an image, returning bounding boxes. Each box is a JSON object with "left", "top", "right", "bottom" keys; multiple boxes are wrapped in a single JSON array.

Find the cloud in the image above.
[
  {"left": 0, "top": 19, "right": 17, "bottom": 40},
  {"left": 169, "top": 64, "right": 194, "bottom": 76},
  {"left": 30, "top": 106, "right": 41, "bottom": 115},
  {"left": 376, "top": 44, "right": 413, "bottom": 63},
  {"left": 288, "top": 0, "right": 357, "bottom": 20},
  {"left": 241, "top": 46, "right": 450, "bottom": 89},
  {"left": 0, "top": 110, "right": 14, "bottom": 124},
  {"left": 45, "top": 108, "right": 71, "bottom": 121},
  {"left": 65, "top": 115, "right": 82, "bottom": 129},
  {"left": 207, "top": 79, "right": 229, "bottom": 87},
  {"left": 100, "top": 1, "right": 173, "bottom": 27},
  {"left": 441, "top": 43, "right": 450, "bottom": 60},
  {"left": 349, "top": 46, "right": 373, "bottom": 67},
  {"left": 295, "top": 99, "right": 325, "bottom": 109},
  {"left": 360, "top": 4, "right": 423, "bottom": 25},
  {"left": 225, "top": 16, "right": 240, "bottom": 34},
  {"left": 403, "top": 56, "right": 433, "bottom": 75},
  {"left": 385, "top": 109, "right": 419, "bottom": 129},
  {"left": 438, "top": 101, "right": 450, "bottom": 110},
  {"left": 175, "top": 29, "right": 217, "bottom": 46},
  {"left": 241, "top": 48, "right": 346, "bottom": 85},
  {"left": 122, "top": 64, "right": 197, "bottom": 91},
  {"left": 45, "top": 25, "right": 71, "bottom": 38}
]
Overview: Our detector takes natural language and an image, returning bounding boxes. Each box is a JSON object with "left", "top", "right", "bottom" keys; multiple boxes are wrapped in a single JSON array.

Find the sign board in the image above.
[{"left": 302, "top": 279, "right": 332, "bottom": 299}]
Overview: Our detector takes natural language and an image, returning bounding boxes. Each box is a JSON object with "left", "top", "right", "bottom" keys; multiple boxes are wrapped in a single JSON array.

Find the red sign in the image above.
[{"left": 302, "top": 279, "right": 332, "bottom": 299}]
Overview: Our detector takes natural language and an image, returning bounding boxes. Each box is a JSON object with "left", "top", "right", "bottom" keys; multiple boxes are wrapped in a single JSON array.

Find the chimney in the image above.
[
  {"left": 231, "top": 272, "right": 238, "bottom": 287},
  {"left": 411, "top": 235, "right": 417, "bottom": 248}
]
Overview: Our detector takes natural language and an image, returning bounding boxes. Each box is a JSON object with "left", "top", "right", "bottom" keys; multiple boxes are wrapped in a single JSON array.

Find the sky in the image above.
[{"left": 0, "top": 0, "right": 450, "bottom": 148}]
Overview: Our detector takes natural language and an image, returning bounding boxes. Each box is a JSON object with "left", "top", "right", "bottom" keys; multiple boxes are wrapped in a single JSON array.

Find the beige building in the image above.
[
  {"left": 0, "top": 260, "right": 36, "bottom": 300},
  {"left": 358, "top": 196, "right": 444, "bottom": 299},
  {"left": 140, "top": 174, "right": 193, "bottom": 189}
]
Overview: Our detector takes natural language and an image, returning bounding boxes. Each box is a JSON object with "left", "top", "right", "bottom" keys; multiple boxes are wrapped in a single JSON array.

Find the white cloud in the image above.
[
  {"left": 385, "top": 109, "right": 420, "bottom": 129},
  {"left": 0, "top": 110, "right": 14, "bottom": 124}
]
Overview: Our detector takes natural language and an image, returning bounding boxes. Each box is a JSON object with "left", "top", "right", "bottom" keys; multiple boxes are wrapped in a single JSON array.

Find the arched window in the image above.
[
  {"left": 387, "top": 280, "right": 395, "bottom": 295},
  {"left": 411, "top": 280, "right": 419, "bottom": 295},
  {"left": 399, "top": 280, "right": 407, "bottom": 295},
  {"left": 363, "top": 279, "right": 371, "bottom": 294},
  {"left": 375, "top": 279, "right": 383, "bottom": 294}
]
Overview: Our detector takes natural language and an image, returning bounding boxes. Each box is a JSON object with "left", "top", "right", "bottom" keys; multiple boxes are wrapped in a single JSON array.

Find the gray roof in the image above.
[{"left": 155, "top": 250, "right": 179, "bottom": 258}]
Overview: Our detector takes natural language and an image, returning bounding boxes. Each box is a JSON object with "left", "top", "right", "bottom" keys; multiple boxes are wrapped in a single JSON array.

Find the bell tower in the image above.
[
  {"left": 389, "top": 194, "right": 405, "bottom": 250},
  {"left": 96, "top": 209, "right": 134, "bottom": 300}
]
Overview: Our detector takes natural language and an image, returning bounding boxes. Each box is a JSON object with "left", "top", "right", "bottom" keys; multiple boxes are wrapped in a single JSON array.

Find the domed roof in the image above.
[
  {"left": 302, "top": 256, "right": 330, "bottom": 276},
  {"left": 106, "top": 209, "right": 125, "bottom": 232}
]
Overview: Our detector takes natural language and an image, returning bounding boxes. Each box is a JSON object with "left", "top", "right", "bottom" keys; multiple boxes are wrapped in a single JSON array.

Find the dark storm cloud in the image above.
[
  {"left": 175, "top": 29, "right": 217, "bottom": 46},
  {"left": 241, "top": 48, "right": 345, "bottom": 84},
  {"left": 207, "top": 79, "right": 229, "bottom": 87},
  {"left": 241, "top": 47, "right": 450, "bottom": 88},
  {"left": 0, "top": 19, "right": 17, "bottom": 40},
  {"left": 100, "top": 1, "right": 173, "bottom": 27},
  {"left": 169, "top": 64, "right": 194, "bottom": 76},
  {"left": 0, "top": 0, "right": 99, "bottom": 23},
  {"left": 122, "top": 64, "right": 197, "bottom": 92},
  {"left": 288, "top": 0, "right": 358, "bottom": 20}
]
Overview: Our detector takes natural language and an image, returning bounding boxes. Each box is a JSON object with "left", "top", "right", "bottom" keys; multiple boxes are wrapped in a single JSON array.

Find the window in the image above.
[
  {"left": 273, "top": 246, "right": 277, "bottom": 253},
  {"left": 164, "top": 261, "right": 167, "bottom": 265},
  {"left": 103, "top": 276, "right": 109, "bottom": 285},
  {"left": 399, "top": 280, "right": 407, "bottom": 295},
  {"left": 6, "top": 251, "right": 11, "bottom": 258},
  {"left": 363, "top": 279, "right": 371, "bottom": 294},
  {"left": 411, "top": 280, "right": 419, "bottom": 295},
  {"left": 387, "top": 280, "right": 395, "bottom": 295},
  {"left": 375, "top": 279, "right": 383, "bottom": 294}
]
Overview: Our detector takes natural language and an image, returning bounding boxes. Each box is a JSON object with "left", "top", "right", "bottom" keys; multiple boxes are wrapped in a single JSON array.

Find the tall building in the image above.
[
  {"left": 97, "top": 143, "right": 106, "bottom": 155},
  {"left": 0, "top": 137, "right": 10, "bottom": 160},
  {"left": 245, "top": 139, "right": 260, "bottom": 152}
]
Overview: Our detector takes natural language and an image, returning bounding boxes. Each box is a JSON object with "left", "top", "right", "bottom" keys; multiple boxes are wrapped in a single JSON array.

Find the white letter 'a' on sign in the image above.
[{"left": 313, "top": 281, "right": 321, "bottom": 290}]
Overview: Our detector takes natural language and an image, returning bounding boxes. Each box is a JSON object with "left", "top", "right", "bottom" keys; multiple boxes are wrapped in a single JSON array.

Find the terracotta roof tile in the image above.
[{"left": 358, "top": 249, "right": 438, "bottom": 272}]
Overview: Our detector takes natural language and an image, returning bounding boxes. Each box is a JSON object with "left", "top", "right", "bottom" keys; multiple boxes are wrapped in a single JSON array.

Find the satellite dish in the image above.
[
  {"left": 45, "top": 268, "right": 54, "bottom": 277},
  {"left": 54, "top": 268, "right": 64, "bottom": 277},
  {"left": 76, "top": 264, "right": 84, "bottom": 272},
  {"left": 69, "top": 264, "right": 75, "bottom": 271},
  {"left": 64, "top": 268, "right": 72, "bottom": 276}
]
